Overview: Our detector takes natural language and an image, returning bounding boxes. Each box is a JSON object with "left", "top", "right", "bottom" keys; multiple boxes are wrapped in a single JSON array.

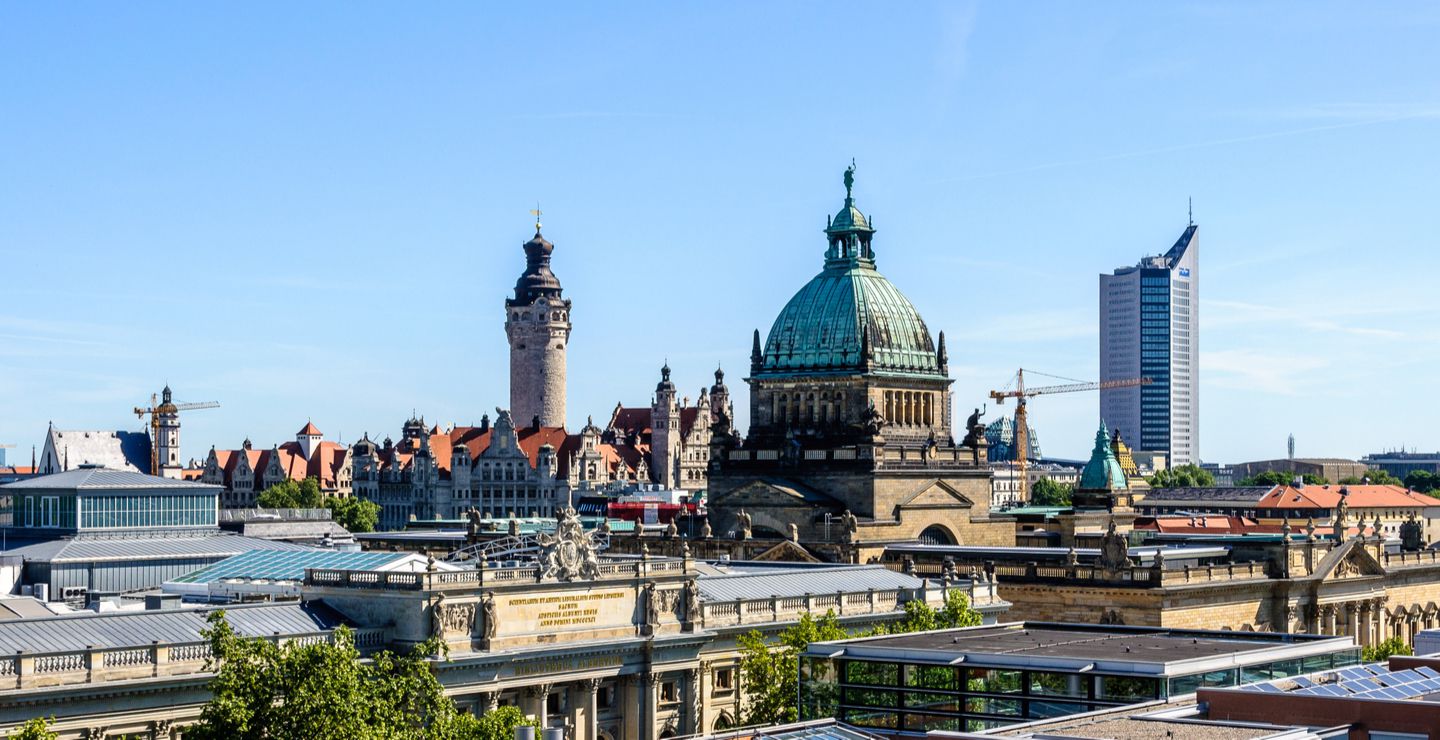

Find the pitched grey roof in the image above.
[
  {"left": 1138, "top": 486, "right": 1275, "bottom": 505},
  {"left": 0, "top": 601, "right": 346, "bottom": 653},
  {"left": 2, "top": 467, "right": 220, "bottom": 491},
  {"left": 696, "top": 563, "right": 925, "bottom": 602},
  {"left": 3, "top": 533, "right": 310, "bottom": 563},
  {"left": 47, "top": 430, "right": 150, "bottom": 473}
]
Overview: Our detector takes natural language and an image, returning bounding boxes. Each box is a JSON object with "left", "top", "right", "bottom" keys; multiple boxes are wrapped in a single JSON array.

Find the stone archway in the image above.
[{"left": 919, "top": 524, "right": 957, "bottom": 546}]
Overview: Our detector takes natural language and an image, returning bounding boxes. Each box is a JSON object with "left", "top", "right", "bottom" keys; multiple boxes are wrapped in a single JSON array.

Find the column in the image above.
[
  {"left": 686, "top": 668, "right": 703, "bottom": 735},
  {"left": 621, "top": 676, "right": 641, "bottom": 740},
  {"left": 526, "top": 683, "right": 552, "bottom": 727},
  {"left": 581, "top": 679, "right": 601, "bottom": 740},
  {"left": 642, "top": 672, "right": 661, "bottom": 740}
]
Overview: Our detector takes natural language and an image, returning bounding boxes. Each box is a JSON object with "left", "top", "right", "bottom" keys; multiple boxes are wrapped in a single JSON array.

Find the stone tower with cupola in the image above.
[
  {"left": 505, "top": 217, "right": 572, "bottom": 429},
  {"left": 156, "top": 385, "right": 182, "bottom": 478},
  {"left": 651, "top": 363, "right": 681, "bottom": 487}
]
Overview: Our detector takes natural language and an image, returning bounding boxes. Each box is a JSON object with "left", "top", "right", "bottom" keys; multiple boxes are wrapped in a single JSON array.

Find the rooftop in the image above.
[
  {"left": 808, "top": 622, "right": 1352, "bottom": 676},
  {"left": 694, "top": 562, "right": 928, "bottom": 603},
  {"left": 3, "top": 532, "right": 309, "bottom": 563},
  {"left": 2, "top": 466, "right": 220, "bottom": 491},
  {"left": 0, "top": 601, "right": 345, "bottom": 653}
]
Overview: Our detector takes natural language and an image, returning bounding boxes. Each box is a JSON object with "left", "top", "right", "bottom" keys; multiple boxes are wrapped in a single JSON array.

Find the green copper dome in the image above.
[
  {"left": 758, "top": 166, "right": 943, "bottom": 378},
  {"left": 1079, "top": 420, "right": 1129, "bottom": 492}
]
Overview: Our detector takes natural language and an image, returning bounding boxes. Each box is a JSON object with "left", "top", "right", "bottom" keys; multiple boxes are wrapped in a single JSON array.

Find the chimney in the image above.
[{"left": 1292, "top": 475, "right": 1304, "bottom": 489}]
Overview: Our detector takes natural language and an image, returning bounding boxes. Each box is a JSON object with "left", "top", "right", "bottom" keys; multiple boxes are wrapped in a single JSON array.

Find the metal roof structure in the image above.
[
  {"left": 0, "top": 601, "right": 345, "bottom": 653},
  {"left": 1138, "top": 487, "right": 1276, "bottom": 505},
  {"left": 3, "top": 533, "right": 309, "bottom": 563},
  {"left": 2, "top": 466, "right": 219, "bottom": 491},
  {"left": 169, "top": 549, "right": 419, "bottom": 585},
  {"left": 808, "top": 622, "right": 1355, "bottom": 677},
  {"left": 697, "top": 719, "right": 885, "bottom": 740},
  {"left": 695, "top": 563, "right": 925, "bottom": 602},
  {"left": 759, "top": 170, "right": 942, "bottom": 379}
]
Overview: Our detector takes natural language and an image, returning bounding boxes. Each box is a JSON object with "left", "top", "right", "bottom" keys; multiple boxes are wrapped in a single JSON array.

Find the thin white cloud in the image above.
[
  {"left": 1205, "top": 349, "right": 1330, "bottom": 396},
  {"left": 1204, "top": 299, "right": 1410, "bottom": 339}
]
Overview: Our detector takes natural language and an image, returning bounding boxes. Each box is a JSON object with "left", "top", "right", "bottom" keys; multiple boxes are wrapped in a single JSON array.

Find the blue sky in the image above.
[{"left": 1, "top": 2, "right": 1437, "bottom": 466}]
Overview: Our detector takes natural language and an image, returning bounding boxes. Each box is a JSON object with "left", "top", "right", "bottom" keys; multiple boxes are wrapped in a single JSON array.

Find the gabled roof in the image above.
[
  {"left": 298, "top": 422, "right": 322, "bottom": 437},
  {"left": 1256, "top": 484, "right": 1440, "bottom": 510}
]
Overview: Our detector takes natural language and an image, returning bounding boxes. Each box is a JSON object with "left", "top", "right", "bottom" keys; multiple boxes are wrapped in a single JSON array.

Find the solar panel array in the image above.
[
  {"left": 170, "top": 549, "right": 408, "bottom": 584},
  {"left": 1240, "top": 664, "right": 1440, "bottom": 701}
]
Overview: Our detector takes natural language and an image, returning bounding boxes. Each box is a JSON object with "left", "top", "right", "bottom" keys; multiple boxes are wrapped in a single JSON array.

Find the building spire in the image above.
[
  {"left": 750, "top": 329, "right": 763, "bottom": 373},
  {"left": 1188, "top": 196, "right": 1193, "bottom": 227},
  {"left": 530, "top": 203, "right": 543, "bottom": 233}
]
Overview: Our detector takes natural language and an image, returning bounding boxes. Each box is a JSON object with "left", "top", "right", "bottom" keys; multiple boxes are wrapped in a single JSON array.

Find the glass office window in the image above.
[
  {"left": 1168, "top": 669, "right": 1237, "bottom": 696},
  {"left": 1098, "top": 675, "right": 1159, "bottom": 702},
  {"left": 905, "top": 665, "right": 958, "bottom": 691},
  {"left": 967, "top": 668, "right": 1022, "bottom": 694},
  {"left": 799, "top": 656, "right": 838, "bottom": 721},
  {"left": 1029, "top": 671, "right": 1085, "bottom": 697},
  {"left": 845, "top": 661, "right": 899, "bottom": 687},
  {"left": 903, "top": 713, "right": 961, "bottom": 732}
]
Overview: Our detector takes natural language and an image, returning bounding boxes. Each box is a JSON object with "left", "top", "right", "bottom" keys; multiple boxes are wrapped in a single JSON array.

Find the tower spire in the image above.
[
  {"left": 1188, "top": 196, "right": 1193, "bottom": 227},
  {"left": 530, "top": 203, "right": 543, "bottom": 233}
]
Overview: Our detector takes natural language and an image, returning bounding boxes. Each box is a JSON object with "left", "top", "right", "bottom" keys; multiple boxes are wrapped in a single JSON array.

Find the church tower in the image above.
[
  {"left": 505, "top": 215, "right": 571, "bottom": 428},
  {"left": 156, "top": 385, "right": 182, "bottom": 478},
  {"left": 651, "top": 363, "right": 680, "bottom": 487}
]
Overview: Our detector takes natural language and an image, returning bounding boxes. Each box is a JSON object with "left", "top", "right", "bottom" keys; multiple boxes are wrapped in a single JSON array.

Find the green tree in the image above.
[
  {"left": 737, "top": 611, "right": 848, "bottom": 726},
  {"left": 256, "top": 477, "right": 325, "bottom": 509},
  {"left": 431, "top": 707, "right": 538, "bottom": 740},
  {"left": 1361, "top": 635, "right": 1413, "bottom": 663},
  {"left": 327, "top": 495, "right": 381, "bottom": 533},
  {"left": 738, "top": 592, "right": 985, "bottom": 724},
  {"left": 187, "top": 611, "right": 455, "bottom": 740},
  {"left": 1405, "top": 470, "right": 1438, "bottom": 493},
  {"left": 5, "top": 718, "right": 57, "bottom": 740},
  {"left": 1237, "top": 470, "right": 1328, "bottom": 487},
  {"left": 1339, "top": 469, "right": 1403, "bottom": 486},
  {"left": 1029, "top": 478, "right": 1072, "bottom": 507},
  {"left": 1147, "top": 464, "right": 1217, "bottom": 489}
]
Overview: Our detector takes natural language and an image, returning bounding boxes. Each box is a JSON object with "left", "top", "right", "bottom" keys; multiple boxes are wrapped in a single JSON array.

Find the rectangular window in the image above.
[{"left": 845, "top": 661, "right": 900, "bottom": 687}]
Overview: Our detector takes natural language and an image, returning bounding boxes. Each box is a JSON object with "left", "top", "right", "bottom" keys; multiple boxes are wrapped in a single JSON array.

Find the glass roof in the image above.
[{"left": 171, "top": 549, "right": 408, "bottom": 584}]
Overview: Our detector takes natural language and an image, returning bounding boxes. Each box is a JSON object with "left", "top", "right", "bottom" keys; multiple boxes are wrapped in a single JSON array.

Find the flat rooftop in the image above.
[
  {"left": 976, "top": 700, "right": 1310, "bottom": 740},
  {"left": 809, "top": 622, "right": 1353, "bottom": 676}
]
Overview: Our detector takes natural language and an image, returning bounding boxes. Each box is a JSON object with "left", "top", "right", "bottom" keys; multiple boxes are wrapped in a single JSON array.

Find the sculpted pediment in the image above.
[
  {"left": 1315, "top": 539, "right": 1386, "bottom": 582},
  {"left": 896, "top": 479, "right": 975, "bottom": 510},
  {"left": 749, "top": 540, "right": 823, "bottom": 563},
  {"left": 711, "top": 479, "right": 837, "bottom": 508}
]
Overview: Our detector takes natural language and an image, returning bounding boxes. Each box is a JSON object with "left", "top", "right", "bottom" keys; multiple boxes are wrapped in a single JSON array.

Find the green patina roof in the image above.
[
  {"left": 1079, "top": 420, "right": 1129, "bottom": 492},
  {"left": 759, "top": 167, "right": 942, "bottom": 378}
]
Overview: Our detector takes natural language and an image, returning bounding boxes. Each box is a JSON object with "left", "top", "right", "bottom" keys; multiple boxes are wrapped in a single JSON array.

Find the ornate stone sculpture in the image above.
[
  {"left": 736, "top": 509, "right": 752, "bottom": 541},
  {"left": 665, "top": 518, "right": 679, "bottom": 539},
  {"left": 861, "top": 402, "right": 887, "bottom": 436},
  {"left": 788, "top": 522, "right": 799, "bottom": 542},
  {"left": 644, "top": 583, "right": 661, "bottom": 630},
  {"left": 537, "top": 506, "right": 602, "bottom": 582},
  {"left": 482, "top": 592, "right": 498, "bottom": 640},
  {"left": 1401, "top": 511, "right": 1425, "bottom": 551},
  {"left": 840, "top": 509, "right": 859, "bottom": 543},
  {"left": 1097, "top": 518, "right": 1131, "bottom": 571},
  {"left": 684, "top": 579, "right": 702, "bottom": 626},
  {"left": 466, "top": 507, "right": 483, "bottom": 538},
  {"left": 700, "top": 516, "right": 713, "bottom": 539}
]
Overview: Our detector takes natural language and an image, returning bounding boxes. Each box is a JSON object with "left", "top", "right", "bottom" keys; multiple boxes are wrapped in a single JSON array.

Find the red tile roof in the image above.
[
  {"left": 298, "top": 422, "right": 322, "bottom": 437},
  {"left": 1256, "top": 484, "right": 1440, "bottom": 510}
]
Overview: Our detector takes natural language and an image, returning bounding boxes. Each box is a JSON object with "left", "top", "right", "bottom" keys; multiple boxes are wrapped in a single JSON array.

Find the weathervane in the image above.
[{"left": 530, "top": 203, "right": 543, "bottom": 232}]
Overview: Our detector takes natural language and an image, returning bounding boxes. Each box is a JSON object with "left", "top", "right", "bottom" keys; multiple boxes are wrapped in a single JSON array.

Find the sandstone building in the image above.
[{"left": 706, "top": 166, "right": 1012, "bottom": 555}]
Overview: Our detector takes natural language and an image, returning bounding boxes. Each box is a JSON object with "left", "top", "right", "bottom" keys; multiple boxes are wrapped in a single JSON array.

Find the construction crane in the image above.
[
  {"left": 989, "top": 369, "right": 1151, "bottom": 503},
  {"left": 134, "top": 388, "right": 219, "bottom": 476}
]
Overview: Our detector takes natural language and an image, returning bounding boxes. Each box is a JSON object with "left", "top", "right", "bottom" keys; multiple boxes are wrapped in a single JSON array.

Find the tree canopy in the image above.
[
  {"left": 1029, "top": 478, "right": 1072, "bottom": 507},
  {"left": 5, "top": 719, "right": 56, "bottom": 740},
  {"left": 1361, "top": 635, "right": 1413, "bottom": 663},
  {"left": 1338, "top": 469, "right": 1403, "bottom": 486},
  {"left": 184, "top": 611, "right": 529, "bottom": 740},
  {"left": 256, "top": 478, "right": 325, "bottom": 509},
  {"left": 1405, "top": 470, "right": 1439, "bottom": 493},
  {"left": 1147, "top": 464, "right": 1216, "bottom": 488},
  {"left": 256, "top": 477, "right": 380, "bottom": 533},
  {"left": 737, "top": 590, "right": 983, "bottom": 726},
  {"left": 1237, "top": 470, "right": 1328, "bottom": 487},
  {"left": 327, "top": 495, "right": 381, "bottom": 533}
]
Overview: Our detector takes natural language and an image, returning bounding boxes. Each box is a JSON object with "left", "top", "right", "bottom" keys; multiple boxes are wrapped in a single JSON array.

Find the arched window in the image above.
[{"left": 918, "top": 524, "right": 956, "bottom": 546}]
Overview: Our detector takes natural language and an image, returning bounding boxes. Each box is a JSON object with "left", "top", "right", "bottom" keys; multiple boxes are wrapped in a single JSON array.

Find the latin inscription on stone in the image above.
[
  {"left": 514, "top": 654, "right": 623, "bottom": 677},
  {"left": 505, "top": 590, "right": 631, "bottom": 632}
]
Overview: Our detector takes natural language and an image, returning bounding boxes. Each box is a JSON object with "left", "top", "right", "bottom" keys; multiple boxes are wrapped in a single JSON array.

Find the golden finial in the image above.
[{"left": 530, "top": 203, "right": 543, "bottom": 232}]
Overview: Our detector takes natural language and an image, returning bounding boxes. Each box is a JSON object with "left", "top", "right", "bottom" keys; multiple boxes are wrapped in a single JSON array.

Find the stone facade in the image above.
[
  {"left": 0, "top": 519, "right": 1009, "bottom": 739},
  {"left": 706, "top": 168, "right": 1014, "bottom": 554},
  {"left": 506, "top": 226, "right": 571, "bottom": 429},
  {"left": 200, "top": 423, "right": 353, "bottom": 507},
  {"left": 895, "top": 530, "right": 1440, "bottom": 652}
]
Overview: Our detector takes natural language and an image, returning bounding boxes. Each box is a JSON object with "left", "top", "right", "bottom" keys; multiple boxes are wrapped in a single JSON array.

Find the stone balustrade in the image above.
[
  {"left": 304, "top": 558, "right": 691, "bottom": 591},
  {"left": 0, "top": 628, "right": 385, "bottom": 690}
]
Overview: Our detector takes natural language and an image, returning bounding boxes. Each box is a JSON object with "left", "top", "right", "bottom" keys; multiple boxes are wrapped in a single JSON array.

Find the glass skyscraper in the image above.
[{"left": 1099, "top": 224, "right": 1198, "bottom": 466}]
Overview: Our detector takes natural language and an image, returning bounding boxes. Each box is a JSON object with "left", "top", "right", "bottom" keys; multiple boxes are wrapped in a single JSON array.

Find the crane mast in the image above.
[{"left": 989, "top": 369, "right": 1150, "bottom": 504}]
